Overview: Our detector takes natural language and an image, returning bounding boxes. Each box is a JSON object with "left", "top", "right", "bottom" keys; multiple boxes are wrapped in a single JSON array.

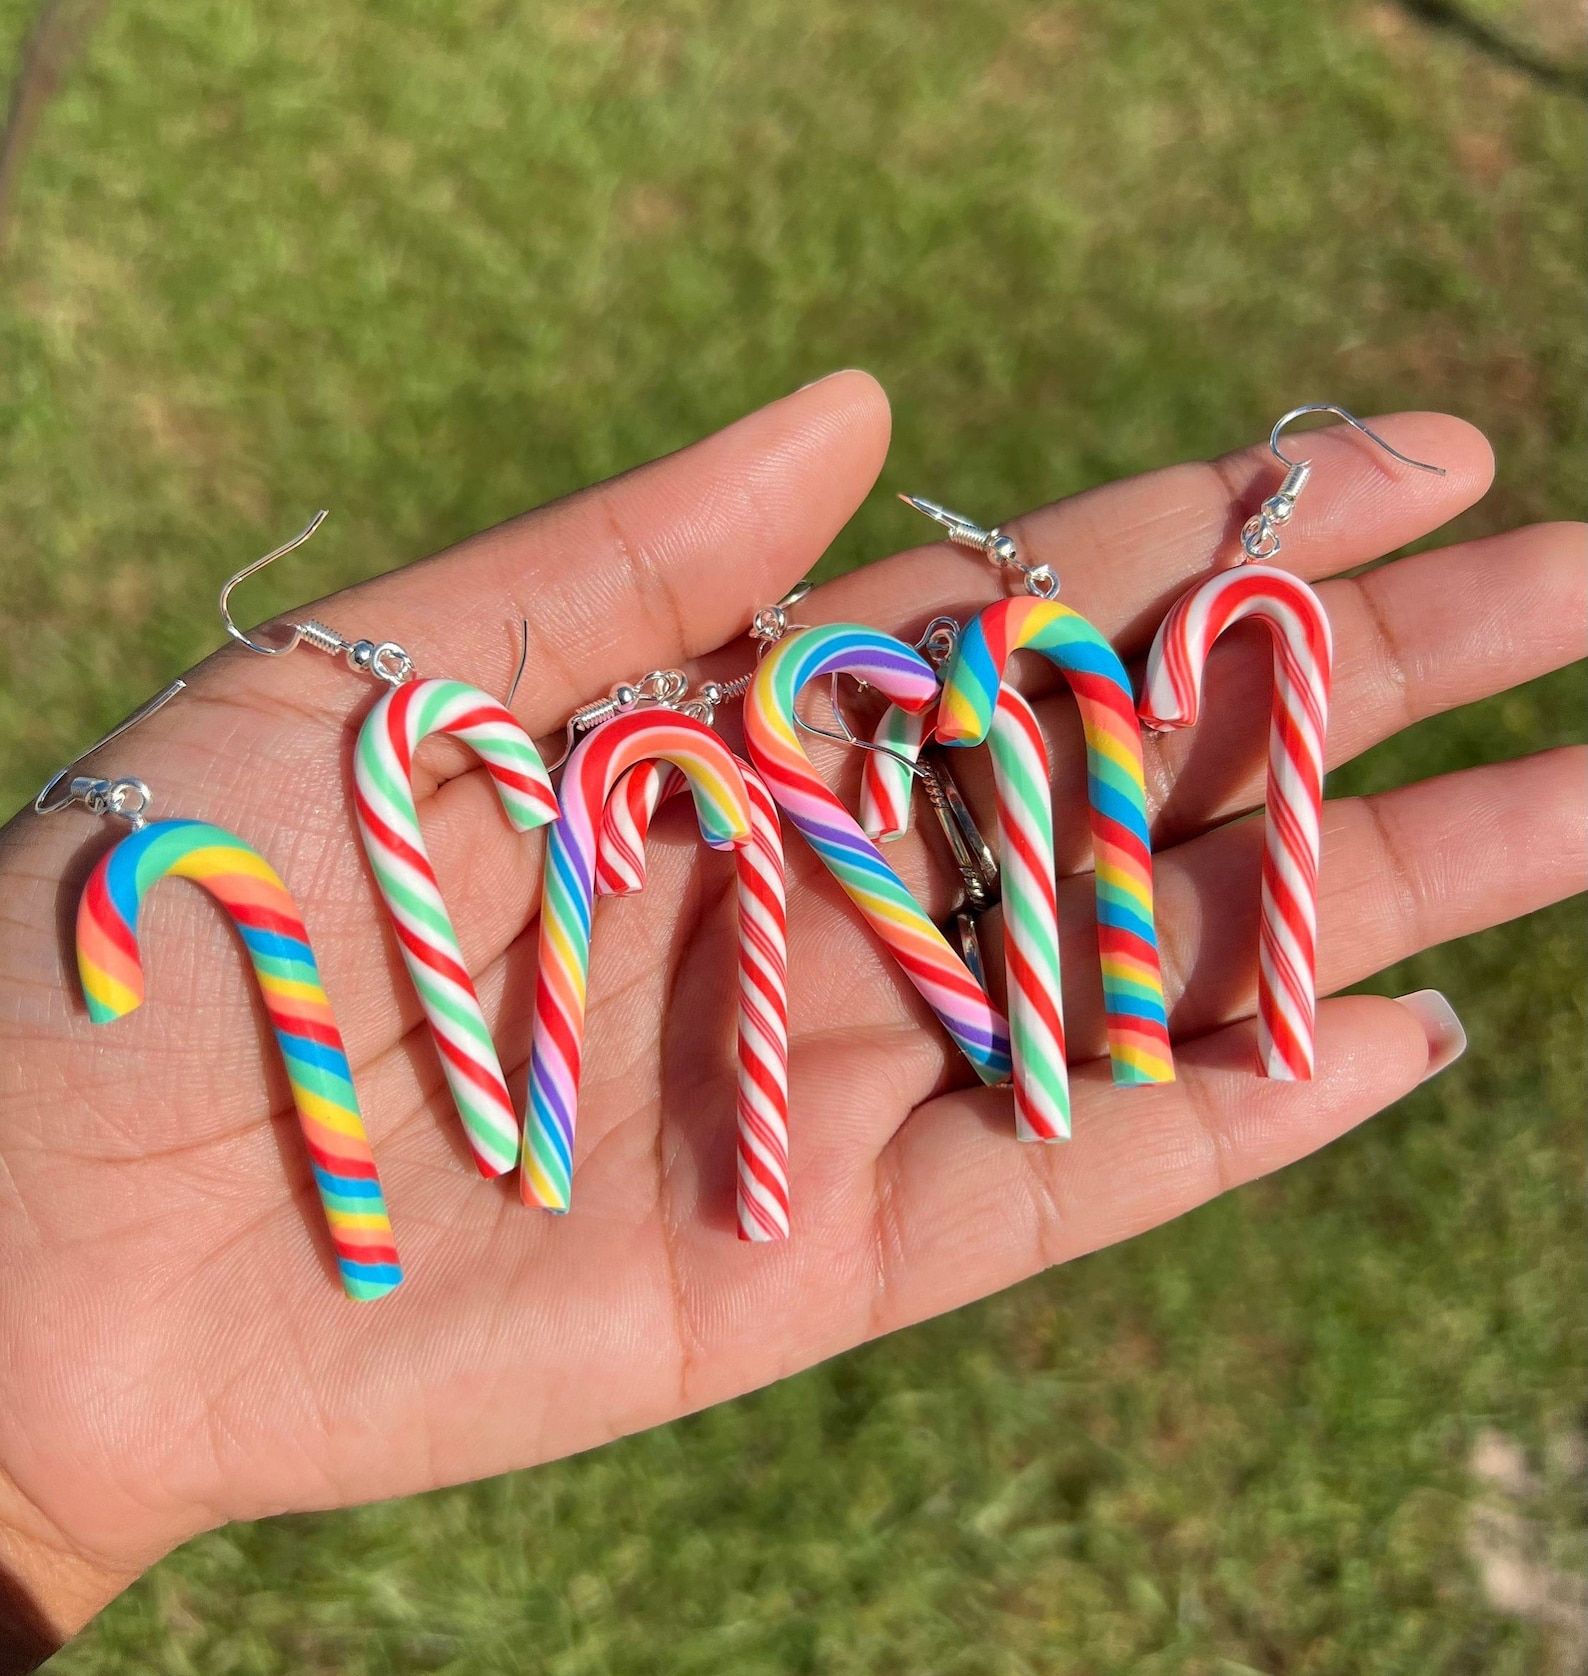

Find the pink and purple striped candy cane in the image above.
[
  {"left": 1139, "top": 563, "right": 1332, "bottom": 1079},
  {"left": 595, "top": 757, "right": 792, "bottom": 1241},
  {"left": 523, "top": 710, "right": 755, "bottom": 1213},
  {"left": 354, "top": 677, "right": 558, "bottom": 1177},
  {"left": 744, "top": 624, "right": 1011, "bottom": 1084}
]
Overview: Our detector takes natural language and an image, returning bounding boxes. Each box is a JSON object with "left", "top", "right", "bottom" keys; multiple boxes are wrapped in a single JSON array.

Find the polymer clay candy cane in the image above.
[
  {"left": 743, "top": 623, "right": 1013, "bottom": 1085},
  {"left": 857, "top": 703, "right": 930, "bottom": 844},
  {"left": 595, "top": 758, "right": 792, "bottom": 1241},
  {"left": 859, "top": 686, "right": 1068, "bottom": 1140},
  {"left": 938, "top": 596, "right": 1175, "bottom": 1091},
  {"left": 523, "top": 709, "right": 755, "bottom": 1213},
  {"left": 76, "top": 818, "right": 402, "bottom": 1300},
  {"left": 1139, "top": 564, "right": 1332, "bottom": 1079},
  {"left": 354, "top": 677, "right": 558, "bottom": 1178}
]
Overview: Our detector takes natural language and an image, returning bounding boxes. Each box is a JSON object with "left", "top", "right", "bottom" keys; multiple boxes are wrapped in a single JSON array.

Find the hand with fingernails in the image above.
[{"left": 0, "top": 372, "right": 1579, "bottom": 1660}]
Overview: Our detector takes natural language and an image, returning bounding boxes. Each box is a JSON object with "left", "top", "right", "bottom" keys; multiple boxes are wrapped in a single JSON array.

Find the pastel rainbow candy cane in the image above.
[
  {"left": 354, "top": 677, "right": 558, "bottom": 1178},
  {"left": 1140, "top": 564, "right": 1332, "bottom": 1079},
  {"left": 938, "top": 597, "right": 1175, "bottom": 1089},
  {"left": 744, "top": 624, "right": 1012, "bottom": 1084},
  {"left": 594, "top": 758, "right": 791, "bottom": 1240},
  {"left": 858, "top": 688, "right": 1069, "bottom": 1140},
  {"left": 76, "top": 818, "right": 401, "bottom": 1300},
  {"left": 524, "top": 710, "right": 754, "bottom": 1212}
]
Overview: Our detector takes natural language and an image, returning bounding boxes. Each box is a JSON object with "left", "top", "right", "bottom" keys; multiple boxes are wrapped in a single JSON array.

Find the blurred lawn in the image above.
[{"left": 1, "top": 0, "right": 1583, "bottom": 1671}]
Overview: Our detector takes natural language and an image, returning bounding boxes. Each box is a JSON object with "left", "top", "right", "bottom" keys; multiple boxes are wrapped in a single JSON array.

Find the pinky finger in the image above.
[{"left": 866, "top": 994, "right": 1459, "bottom": 1338}]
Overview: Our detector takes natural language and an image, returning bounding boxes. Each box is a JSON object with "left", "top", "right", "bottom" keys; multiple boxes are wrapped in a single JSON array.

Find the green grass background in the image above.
[{"left": 0, "top": 1, "right": 1582, "bottom": 1670}]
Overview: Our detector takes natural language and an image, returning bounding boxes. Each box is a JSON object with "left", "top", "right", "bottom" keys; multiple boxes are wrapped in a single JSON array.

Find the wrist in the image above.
[{"left": 0, "top": 1472, "right": 148, "bottom": 1674}]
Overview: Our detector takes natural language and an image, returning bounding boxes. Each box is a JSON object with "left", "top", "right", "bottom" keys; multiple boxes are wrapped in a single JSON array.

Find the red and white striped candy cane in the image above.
[
  {"left": 595, "top": 757, "right": 791, "bottom": 1239},
  {"left": 1139, "top": 564, "right": 1332, "bottom": 1079}
]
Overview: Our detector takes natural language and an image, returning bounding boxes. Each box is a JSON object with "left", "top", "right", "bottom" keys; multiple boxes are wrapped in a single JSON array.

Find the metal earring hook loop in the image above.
[
  {"left": 33, "top": 677, "right": 188, "bottom": 824},
  {"left": 218, "top": 511, "right": 331, "bottom": 656},
  {"left": 897, "top": 494, "right": 1059, "bottom": 599},
  {"left": 217, "top": 511, "right": 415, "bottom": 686},
  {"left": 1268, "top": 404, "right": 1448, "bottom": 477},
  {"left": 1242, "top": 404, "right": 1447, "bottom": 562}
]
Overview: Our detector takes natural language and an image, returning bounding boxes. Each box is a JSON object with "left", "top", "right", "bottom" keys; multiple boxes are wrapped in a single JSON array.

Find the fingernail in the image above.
[
  {"left": 794, "top": 368, "right": 862, "bottom": 394},
  {"left": 1395, "top": 989, "right": 1467, "bottom": 1081}
]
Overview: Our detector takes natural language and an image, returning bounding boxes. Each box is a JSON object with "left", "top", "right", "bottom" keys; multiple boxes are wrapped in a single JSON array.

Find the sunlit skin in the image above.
[{"left": 0, "top": 373, "right": 1582, "bottom": 1654}]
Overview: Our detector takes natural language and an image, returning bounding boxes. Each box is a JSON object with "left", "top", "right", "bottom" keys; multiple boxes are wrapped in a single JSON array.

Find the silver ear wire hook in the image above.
[
  {"left": 33, "top": 678, "right": 188, "bottom": 828},
  {"left": 1242, "top": 404, "right": 1447, "bottom": 561},
  {"left": 218, "top": 512, "right": 332, "bottom": 656},
  {"left": 898, "top": 494, "right": 1058, "bottom": 599},
  {"left": 218, "top": 512, "right": 415, "bottom": 686},
  {"left": 505, "top": 619, "right": 530, "bottom": 709},
  {"left": 542, "top": 668, "right": 691, "bottom": 773}
]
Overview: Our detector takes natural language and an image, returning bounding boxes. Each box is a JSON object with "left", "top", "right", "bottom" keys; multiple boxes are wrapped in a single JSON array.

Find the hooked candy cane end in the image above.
[
  {"left": 343, "top": 1268, "right": 405, "bottom": 1301},
  {"left": 79, "top": 958, "right": 143, "bottom": 1022}
]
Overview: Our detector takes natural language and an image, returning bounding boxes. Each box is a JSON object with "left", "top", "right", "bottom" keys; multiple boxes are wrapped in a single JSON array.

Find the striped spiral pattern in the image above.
[
  {"left": 939, "top": 598, "right": 1174, "bottom": 1087},
  {"left": 860, "top": 690, "right": 1069, "bottom": 1139},
  {"left": 858, "top": 703, "right": 930, "bottom": 843},
  {"left": 744, "top": 624, "right": 1011, "bottom": 1084},
  {"left": 1139, "top": 564, "right": 1332, "bottom": 1079},
  {"left": 76, "top": 818, "right": 401, "bottom": 1300},
  {"left": 354, "top": 677, "right": 558, "bottom": 1178},
  {"left": 596, "top": 758, "right": 792, "bottom": 1240},
  {"left": 524, "top": 710, "right": 753, "bottom": 1212}
]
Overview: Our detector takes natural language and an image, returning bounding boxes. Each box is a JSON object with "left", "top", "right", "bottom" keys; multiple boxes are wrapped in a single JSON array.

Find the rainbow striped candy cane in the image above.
[
  {"left": 354, "top": 677, "right": 558, "bottom": 1178},
  {"left": 744, "top": 624, "right": 1012, "bottom": 1084},
  {"left": 1140, "top": 564, "right": 1332, "bottom": 1079},
  {"left": 523, "top": 709, "right": 754, "bottom": 1212},
  {"left": 858, "top": 686, "right": 1068, "bottom": 1140},
  {"left": 595, "top": 758, "right": 791, "bottom": 1241},
  {"left": 938, "top": 597, "right": 1175, "bottom": 1091},
  {"left": 76, "top": 818, "right": 402, "bottom": 1300}
]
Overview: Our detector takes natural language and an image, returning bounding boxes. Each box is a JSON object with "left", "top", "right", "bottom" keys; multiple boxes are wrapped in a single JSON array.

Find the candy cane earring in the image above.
[
  {"left": 742, "top": 603, "right": 1013, "bottom": 1086},
  {"left": 522, "top": 708, "right": 760, "bottom": 1217},
  {"left": 219, "top": 514, "right": 558, "bottom": 1178},
  {"left": 588, "top": 661, "right": 792, "bottom": 1242},
  {"left": 896, "top": 496, "right": 1176, "bottom": 1137},
  {"left": 1139, "top": 405, "right": 1443, "bottom": 1079},
  {"left": 35, "top": 682, "right": 402, "bottom": 1299}
]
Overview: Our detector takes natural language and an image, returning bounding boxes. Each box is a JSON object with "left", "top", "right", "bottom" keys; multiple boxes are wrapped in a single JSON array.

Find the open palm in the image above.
[{"left": 0, "top": 372, "right": 1582, "bottom": 1637}]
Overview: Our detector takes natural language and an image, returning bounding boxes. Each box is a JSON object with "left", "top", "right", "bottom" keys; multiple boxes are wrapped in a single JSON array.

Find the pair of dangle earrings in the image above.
[
  {"left": 851, "top": 504, "right": 1176, "bottom": 1142},
  {"left": 890, "top": 402, "right": 1442, "bottom": 1090}
]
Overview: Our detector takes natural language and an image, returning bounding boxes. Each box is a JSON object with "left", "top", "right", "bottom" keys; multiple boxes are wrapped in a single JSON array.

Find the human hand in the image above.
[{"left": 0, "top": 372, "right": 1581, "bottom": 1657}]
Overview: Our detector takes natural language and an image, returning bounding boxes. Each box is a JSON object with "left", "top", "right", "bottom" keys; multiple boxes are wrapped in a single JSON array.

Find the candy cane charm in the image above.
[
  {"left": 938, "top": 597, "right": 1175, "bottom": 1089},
  {"left": 1137, "top": 403, "right": 1444, "bottom": 1078},
  {"left": 594, "top": 758, "right": 791, "bottom": 1239},
  {"left": 744, "top": 624, "right": 1013, "bottom": 1085},
  {"left": 354, "top": 677, "right": 557, "bottom": 1177},
  {"left": 76, "top": 818, "right": 402, "bottom": 1300},
  {"left": 1140, "top": 565, "right": 1332, "bottom": 1079},
  {"left": 523, "top": 710, "right": 755, "bottom": 1213},
  {"left": 219, "top": 516, "right": 560, "bottom": 1170}
]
